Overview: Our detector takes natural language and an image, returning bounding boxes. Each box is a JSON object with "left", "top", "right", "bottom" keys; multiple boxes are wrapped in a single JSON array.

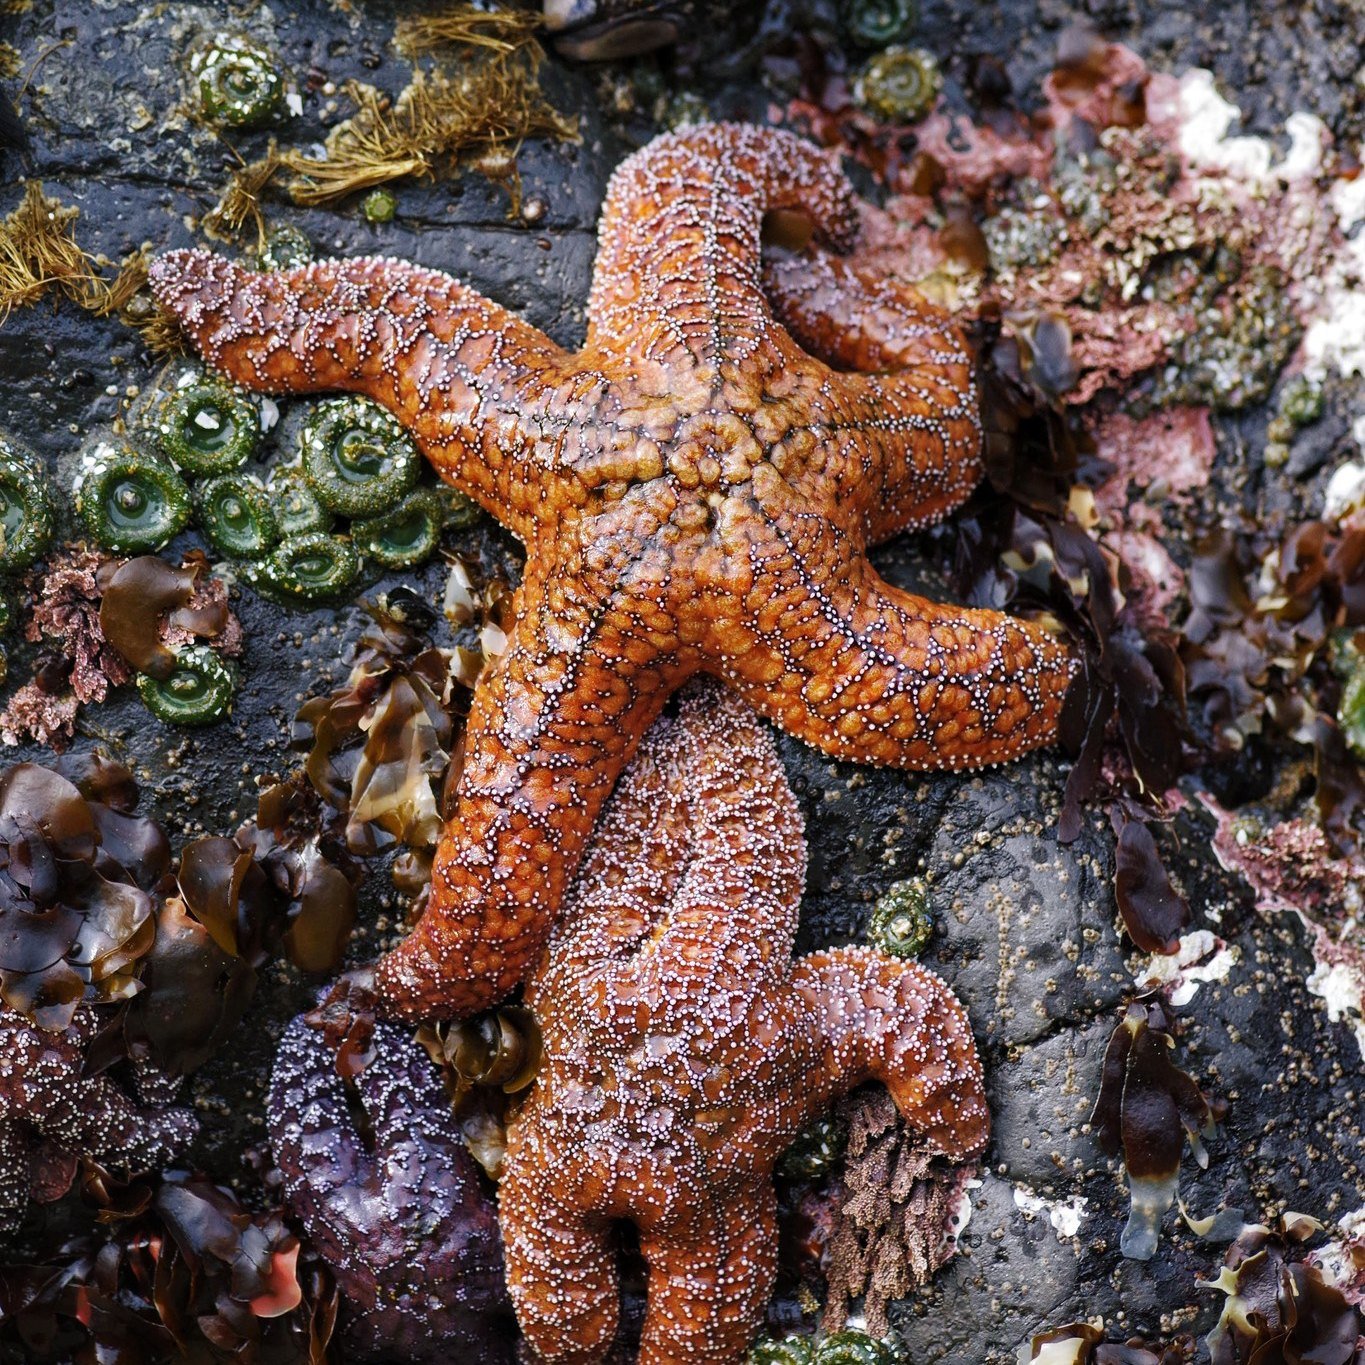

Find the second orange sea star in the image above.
[{"left": 150, "top": 121, "right": 1076, "bottom": 1023}]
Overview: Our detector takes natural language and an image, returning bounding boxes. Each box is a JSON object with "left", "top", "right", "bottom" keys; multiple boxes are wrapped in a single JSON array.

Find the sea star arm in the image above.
[
  {"left": 148, "top": 250, "right": 564, "bottom": 536},
  {"left": 499, "top": 1137, "right": 620, "bottom": 1365},
  {"left": 791, "top": 947, "right": 990, "bottom": 1160},
  {"left": 586, "top": 122, "right": 858, "bottom": 366},
  {"left": 15, "top": 1012, "right": 195, "bottom": 1174},
  {"left": 0, "top": 1124, "right": 26, "bottom": 1229},
  {"left": 634, "top": 1183, "right": 779, "bottom": 1365},
  {"left": 375, "top": 564, "right": 684, "bottom": 1022},
  {"left": 713, "top": 510, "right": 1075, "bottom": 771},
  {"left": 764, "top": 246, "right": 984, "bottom": 541}
]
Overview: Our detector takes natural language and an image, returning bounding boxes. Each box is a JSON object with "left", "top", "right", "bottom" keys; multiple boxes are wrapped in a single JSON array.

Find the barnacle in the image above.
[
  {"left": 1279, "top": 375, "right": 1324, "bottom": 427},
  {"left": 257, "top": 224, "right": 312, "bottom": 272},
  {"left": 854, "top": 46, "right": 941, "bottom": 122},
  {"left": 267, "top": 465, "right": 333, "bottom": 537},
  {"left": 841, "top": 0, "right": 917, "bottom": 48},
  {"left": 299, "top": 396, "right": 420, "bottom": 517},
  {"left": 352, "top": 486, "right": 443, "bottom": 568},
  {"left": 867, "top": 878, "right": 932, "bottom": 958},
  {"left": 75, "top": 442, "right": 191, "bottom": 554},
  {"left": 191, "top": 34, "right": 285, "bottom": 129},
  {"left": 0, "top": 435, "right": 54, "bottom": 570},
  {"left": 256, "top": 530, "right": 362, "bottom": 604},
  {"left": 157, "top": 373, "right": 259, "bottom": 476},
  {"left": 137, "top": 644, "right": 236, "bottom": 726},
  {"left": 196, "top": 471, "right": 278, "bottom": 560}
]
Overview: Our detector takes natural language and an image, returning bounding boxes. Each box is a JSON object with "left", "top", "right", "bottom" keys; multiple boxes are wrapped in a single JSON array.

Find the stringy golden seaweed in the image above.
[
  {"left": 202, "top": 144, "right": 288, "bottom": 245},
  {"left": 0, "top": 182, "right": 108, "bottom": 323},
  {"left": 391, "top": 3, "right": 543, "bottom": 58},
  {"left": 203, "top": 7, "right": 575, "bottom": 229},
  {"left": 0, "top": 189, "right": 184, "bottom": 348}
]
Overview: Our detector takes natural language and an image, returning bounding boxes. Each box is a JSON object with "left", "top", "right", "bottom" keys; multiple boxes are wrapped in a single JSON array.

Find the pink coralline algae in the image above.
[
  {"left": 499, "top": 683, "right": 988, "bottom": 1364},
  {"left": 266, "top": 1001, "right": 514, "bottom": 1362},
  {"left": 0, "top": 1003, "right": 196, "bottom": 1232}
]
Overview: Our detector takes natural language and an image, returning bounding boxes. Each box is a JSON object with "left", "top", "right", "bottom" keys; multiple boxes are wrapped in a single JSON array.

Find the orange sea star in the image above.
[
  {"left": 499, "top": 681, "right": 988, "bottom": 1364},
  {"left": 149, "top": 120, "right": 1075, "bottom": 1023}
]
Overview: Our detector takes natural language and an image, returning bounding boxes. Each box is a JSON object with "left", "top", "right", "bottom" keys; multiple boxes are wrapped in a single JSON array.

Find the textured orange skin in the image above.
[
  {"left": 500, "top": 682, "right": 989, "bottom": 1364},
  {"left": 150, "top": 121, "right": 1076, "bottom": 1024}
]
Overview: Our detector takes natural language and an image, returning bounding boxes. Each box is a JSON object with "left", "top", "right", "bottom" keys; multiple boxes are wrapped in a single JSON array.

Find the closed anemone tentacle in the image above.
[
  {"left": 300, "top": 396, "right": 420, "bottom": 518},
  {"left": 137, "top": 644, "right": 236, "bottom": 725},
  {"left": 0, "top": 436, "right": 54, "bottom": 570},
  {"left": 75, "top": 442, "right": 191, "bottom": 554},
  {"left": 255, "top": 530, "right": 362, "bottom": 604},
  {"left": 196, "top": 472, "right": 278, "bottom": 559},
  {"left": 840, "top": 0, "right": 918, "bottom": 48},
  {"left": 157, "top": 373, "right": 259, "bottom": 476},
  {"left": 267, "top": 466, "right": 333, "bottom": 537},
  {"left": 855, "top": 46, "right": 942, "bottom": 121},
  {"left": 191, "top": 35, "right": 284, "bottom": 129},
  {"left": 352, "top": 486, "right": 443, "bottom": 569}
]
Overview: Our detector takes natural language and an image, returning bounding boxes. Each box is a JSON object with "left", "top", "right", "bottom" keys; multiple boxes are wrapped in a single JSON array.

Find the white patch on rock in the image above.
[
  {"left": 1306, "top": 955, "right": 1365, "bottom": 1062},
  {"left": 1013, "top": 1185, "right": 1089, "bottom": 1240},
  {"left": 1136, "top": 929, "right": 1239, "bottom": 1007},
  {"left": 1176, "top": 70, "right": 1326, "bottom": 183}
]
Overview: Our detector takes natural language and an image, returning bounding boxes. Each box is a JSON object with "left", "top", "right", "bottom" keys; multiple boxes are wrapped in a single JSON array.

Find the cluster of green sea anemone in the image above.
[
  {"left": 71, "top": 367, "right": 476, "bottom": 606},
  {"left": 748, "top": 1330, "right": 896, "bottom": 1365}
]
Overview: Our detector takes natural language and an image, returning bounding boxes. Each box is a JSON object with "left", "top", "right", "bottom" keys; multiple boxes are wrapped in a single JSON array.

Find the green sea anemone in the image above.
[
  {"left": 267, "top": 466, "right": 333, "bottom": 537},
  {"left": 255, "top": 531, "right": 362, "bottom": 604},
  {"left": 747, "top": 1337, "right": 816, "bottom": 1365},
  {"left": 137, "top": 645, "right": 236, "bottom": 726},
  {"left": 0, "top": 437, "right": 54, "bottom": 571},
  {"left": 157, "top": 374, "right": 259, "bottom": 476},
  {"left": 814, "top": 1332, "right": 894, "bottom": 1365},
  {"left": 777, "top": 1112, "right": 847, "bottom": 1181},
  {"left": 353, "top": 487, "right": 443, "bottom": 568},
  {"left": 867, "top": 878, "right": 932, "bottom": 958},
  {"left": 191, "top": 35, "right": 285, "bottom": 129},
  {"left": 841, "top": 0, "right": 917, "bottom": 48},
  {"left": 196, "top": 472, "right": 278, "bottom": 560},
  {"left": 257, "top": 224, "right": 312, "bottom": 272},
  {"left": 299, "top": 396, "right": 420, "bottom": 518},
  {"left": 854, "top": 46, "right": 941, "bottom": 122},
  {"left": 362, "top": 188, "right": 398, "bottom": 224},
  {"left": 75, "top": 443, "right": 191, "bottom": 554}
]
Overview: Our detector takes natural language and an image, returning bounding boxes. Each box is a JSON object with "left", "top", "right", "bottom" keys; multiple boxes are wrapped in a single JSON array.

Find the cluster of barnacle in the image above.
[{"left": 72, "top": 356, "right": 478, "bottom": 607}]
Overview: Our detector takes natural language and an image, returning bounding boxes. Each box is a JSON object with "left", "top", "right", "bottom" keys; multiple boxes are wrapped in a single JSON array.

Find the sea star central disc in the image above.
[{"left": 151, "top": 121, "right": 1076, "bottom": 1023}]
